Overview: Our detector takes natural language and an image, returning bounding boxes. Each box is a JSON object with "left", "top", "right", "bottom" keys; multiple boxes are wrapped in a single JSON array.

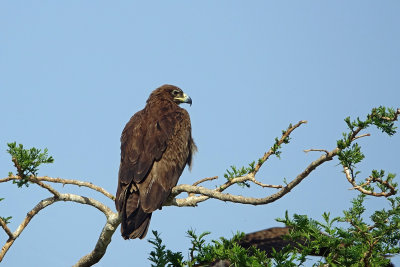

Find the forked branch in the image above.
[
  {"left": 168, "top": 147, "right": 338, "bottom": 207},
  {"left": 0, "top": 175, "right": 117, "bottom": 265}
]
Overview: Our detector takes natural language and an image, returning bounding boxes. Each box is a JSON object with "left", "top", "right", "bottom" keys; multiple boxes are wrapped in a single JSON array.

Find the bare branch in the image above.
[
  {"left": 188, "top": 176, "right": 219, "bottom": 197},
  {"left": 37, "top": 176, "right": 115, "bottom": 200},
  {"left": 59, "top": 193, "right": 114, "bottom": 216},
  {"left": 73, "top": 213, "right": 120, "bottom": 267},
  {"left": 1, "top": 175, "right": 115, "bottom": 200},
  {"left": 303, "top": 149, "right": 329, "bottom": 154},
  {"left": 0, "top": 177, "right": 15, "bottom": 183},
  {"left": 192, "top": 176, "right": 218, "bottom": 186},
  {"left": 249, "top": 177, "right": 283, "bottom": 189},
  {"left": 0, "top": 197, "right": 56, "bottom": 261},
  {"left": 0, "top": 174, "right": 118, "bottom": 265},
  {"left": 30, "top": 177, "right": 61, "bottom": 198},
  {"left": 0, "top": 219, "right": 13, "bottom": 239},
  {"left": 0, "top": 193, "right": 115, "bottom": 262},
  {"left": 353, "top": 133, "right": 370, "bottom": 141}
]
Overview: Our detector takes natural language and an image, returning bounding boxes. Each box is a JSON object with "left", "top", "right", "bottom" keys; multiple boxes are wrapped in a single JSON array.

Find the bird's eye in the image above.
[{"left": 171, "top": 90, "right": 180, "bottom": 96}]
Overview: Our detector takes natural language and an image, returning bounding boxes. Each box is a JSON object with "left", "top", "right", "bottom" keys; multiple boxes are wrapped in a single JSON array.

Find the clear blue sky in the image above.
[{"left": 1, "top": 1, "right": 399, "bottom": 266}]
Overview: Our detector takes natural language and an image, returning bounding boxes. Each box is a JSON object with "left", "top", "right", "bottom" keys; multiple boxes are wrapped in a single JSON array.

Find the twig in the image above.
[
  {"left": 38, "top": 176, "right": 115, "bottom": 200},
  {"left": 192, "top": 176, "right": 218, "bottom": 186},
  {"left": 253, "top": 120, "right": 307, "bottom": 174},
  {"left": 381, "top": 108, "right": 400, "bottom": 121},
  {"left": 303, "top": 149, "right": 329, "bottom": 155},
  {"left": 250, "top": 177, "right": 283, "bottom": 189},
  {"left": 11, "top": 158, "right": 24, "bottom": 178},
  {"left": 189, "top": 176, "right": 219, "bottom": 197},
  {"left": 168, "top": 148, "right": 339, "bottom": 207},
  {"left": 343, "top": 167, "right": 396, "bottom": 197},
  {"left": 353, "top": 133, "right": 370, "bottom": 141},
  {"left": 30, "top": 178, "right": 61, "bottom": 198},
  {"left": 0, "top": 176, "right": 61, "bottom": 197},
  {"left": 0, "top": 219, "right": 13, "bottom": 239},
  {"left": 349, "top": 178, "right": 372, "bottom": 190},
  {"left": 0, "top": 175, "right": 115, "bottom": 200}
]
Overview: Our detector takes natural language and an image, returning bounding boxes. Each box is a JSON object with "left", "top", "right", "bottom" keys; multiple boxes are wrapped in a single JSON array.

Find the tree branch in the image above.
[
  {"left": 37, "top": 176, "right": 115, "bottom": 200},
  {"left": 30, "top": 177, "right": 61, "bottom": 198},
  {"left": 0, "top": 219, "right": 13, "bottom": 239},
  {"left": 167, "top": 120, "right": 333, "bottom": 207},
  {"left": 167, "top": 148, "right": 338, "bottom": 207},
  {"left": 253, "top": 120, "right": 307, "bottom": 174},
  {"left": 73, "top": 213, "right": 120, "bottom": 267},
  {"left": 0, "top": 174, "right": 119, "bottom": 265},
  {"left": 303, "top": 149, "right": 329, "bottom": 154},
  {"left": 249, "top": 177, "right": 283, "bottom": 189},
  {"left": 353, "top": 133, "right": 370, "bottom": 141},
  {"left": 192, "top": 176, "right": 218, "bottom": 186},
  {"left": 1, "top": 197, "right": 56, "bottom": 261},
  {"left": 381, "top": 108, "right": 400, "bottom": 121},
  {"left": 0, "top": 193, "right": 115, "bottom": 262},
  {"left": 0, "top": 175, "right": 114, "bottom": 200},
  {"left": 343, "top": 167, "right": 396, "bottom": 197}
]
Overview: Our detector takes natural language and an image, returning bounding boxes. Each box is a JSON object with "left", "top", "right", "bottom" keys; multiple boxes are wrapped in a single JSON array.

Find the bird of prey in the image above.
[{"left": 115, "top": 84, "right": 196, "bottom": 239}]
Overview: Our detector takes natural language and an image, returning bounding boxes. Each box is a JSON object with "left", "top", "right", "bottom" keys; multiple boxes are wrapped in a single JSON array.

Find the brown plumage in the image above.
[{"left": 115, "top": 84, "right": 196, "bottom": 239}]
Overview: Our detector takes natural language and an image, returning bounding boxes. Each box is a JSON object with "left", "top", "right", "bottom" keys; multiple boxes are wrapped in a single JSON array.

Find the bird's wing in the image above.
[
  {"left": 138, "top": 110, "right": 192, "bottom": 212},
  {"left": 118, "top": 109, "right": 178, "bottom": 185}
]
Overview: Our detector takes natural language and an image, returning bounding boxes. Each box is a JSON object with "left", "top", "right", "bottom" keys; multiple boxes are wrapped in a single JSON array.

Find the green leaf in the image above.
[{"left": 6, "top": 142, "right": 54, "bottom": 187}]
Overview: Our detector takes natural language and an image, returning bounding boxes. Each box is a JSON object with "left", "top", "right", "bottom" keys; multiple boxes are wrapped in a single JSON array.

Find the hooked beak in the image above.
[{"left": 176, "top": 93, "right": 192, "bottom": 106}]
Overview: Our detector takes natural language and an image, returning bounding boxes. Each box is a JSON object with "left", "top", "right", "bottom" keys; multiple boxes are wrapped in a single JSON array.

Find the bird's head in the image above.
[{"left": 149, "top": 84, "right": 192, "bottom": 106}]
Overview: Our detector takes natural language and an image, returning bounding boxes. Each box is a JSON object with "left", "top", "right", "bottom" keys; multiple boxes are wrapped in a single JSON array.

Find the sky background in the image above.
[{"left": 1, "top": 1, "right": 400, "bottom": 266}]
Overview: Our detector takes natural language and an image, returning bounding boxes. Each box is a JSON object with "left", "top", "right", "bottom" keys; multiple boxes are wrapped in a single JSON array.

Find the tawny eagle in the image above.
[{"left": 115, "top": 84, "right": 196, "bottom": 239}]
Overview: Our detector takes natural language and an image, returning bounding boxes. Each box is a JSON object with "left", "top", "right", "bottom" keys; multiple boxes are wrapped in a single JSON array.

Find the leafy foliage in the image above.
[
  {"left": 337, "top": 107, "right": 398, "bottom": 195},
  {"left": 149, "top": 190, "right": 399, "bottom": 266},
  {"left": 271, "top": 127, "right": 291, "bottom": 159},
  {"left": 277, "top": 193, "right": 400, "bottom": 266},
  {"left": 6, "top": 142, "right": 54, "bottom": 187},
  {"left": 368, "top": 106, "right": 398, "bottom": 136},
  {"left": 224, "top": 163, "right": 255, "bottom": 187},
  {"left": 269, "top": 245, "right": 304, "bottom": 267},
  {"left": 148, "top": 230, "right": 270, "bottom": 267},
  {"left": 148, "top": 230, "right": 184, "bottom": 267},
  {"left": 0, "top": 216, "right": 12, "bottom": 225},
  {"left": 338, "top": 106, "right": 398, "bottom": 152}
]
